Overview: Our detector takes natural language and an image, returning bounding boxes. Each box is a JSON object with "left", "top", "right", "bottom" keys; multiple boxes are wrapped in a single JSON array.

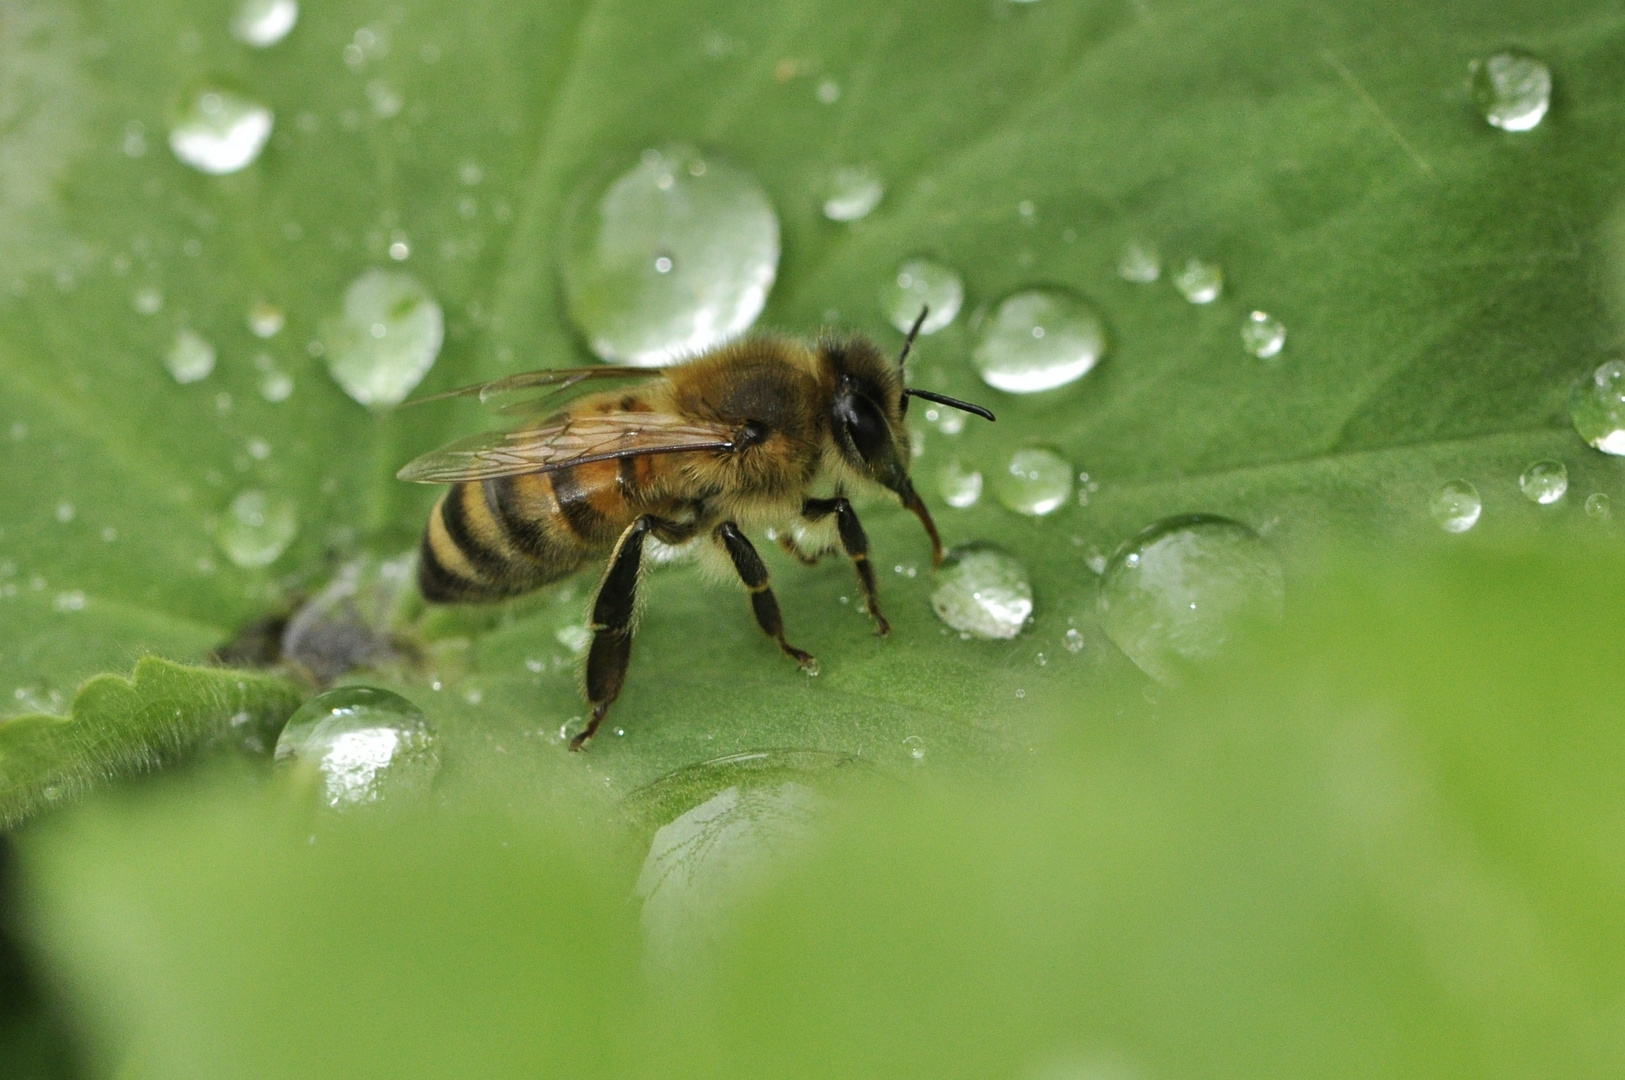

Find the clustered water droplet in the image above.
[
  {"left": 169, "top": 87, "right": 274, "bottom": 175},
  {"left": 217, "top": 489, "right": 298, "bottom": 567},
  {"left": 1570, "top": 361, "right": 1625, "bottom": 455},
  {"left": 165, "top": 328, "right": 216, "bottom": 384},
  {"left": 1172, "top": 258, "right": 1223, "bottom": 304},
  {"left": 930, "top": 544, "right": 1033, "bottom": 640},
  {"left": 562, "top": 145, "right": 779, "bottom": 366},
  {"left": 1241, "top": 310, "right": 1286, "bottom": 359},
  {"left": 1518, "top": 459, "right": 1567, "bottom": 505},
  {"left": 1430, "top": 480, "right": 1481, "bottom": 533},
  {"left": 1470, "top": 49, "right": 1551, "bottom": 132},
  {"left": 994, "top": 447, "right": 1073, "bottom": 516},
  {"left": 1096, "top": 515, "right": 1284, "bottom": 682},
  {"left": 936, "top": 458, "right": 983, "bottom": 509},
  {"left": 321, "top": 269, "right": 443, "bottom": 408},
  {"left": 971, "top": 288, "right": 1106, "bottom": 393},
  {"left": 882, "top": 258, "right": 963, "bottom": 335},
  {"left": 275, "top": 687, "right": 440, "bottom": 809},
  {"left": 821, "top": 165, "right": 884, "bottom": 222}
]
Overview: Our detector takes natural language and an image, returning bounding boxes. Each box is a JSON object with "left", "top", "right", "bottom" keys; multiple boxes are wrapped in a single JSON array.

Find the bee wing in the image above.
[
  {"left": 401, "top": 366, "right": 661, "bottom": 413},
  {"left": 396, "top": 411, "right": 739, "bottom": 483}
]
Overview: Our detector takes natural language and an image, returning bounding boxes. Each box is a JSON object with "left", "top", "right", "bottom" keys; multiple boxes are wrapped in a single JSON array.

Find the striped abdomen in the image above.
[{"left": 418, "top": 458, "right": 654, "bottom": 603}]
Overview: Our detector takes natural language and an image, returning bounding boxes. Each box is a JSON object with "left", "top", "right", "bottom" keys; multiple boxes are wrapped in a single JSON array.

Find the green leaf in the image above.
[{"left": 0, "top": 656, "right": 301, "bottom": 827}]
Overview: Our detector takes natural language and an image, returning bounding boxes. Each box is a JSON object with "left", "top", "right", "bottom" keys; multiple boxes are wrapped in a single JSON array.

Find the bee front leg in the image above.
[
  {"left": 573, "top": 515, "right": 660, "bottom": 751},
  {"left": 801, "top": 497, "right": 888, "bottom": 637},
  {"left": 715, "top": 522, "right": 818, "bottom": 673}
]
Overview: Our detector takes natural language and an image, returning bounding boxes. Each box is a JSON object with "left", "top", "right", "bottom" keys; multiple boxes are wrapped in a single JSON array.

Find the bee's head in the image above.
[{"left": 820, "top": 308, "right": 995, "bottom": 566}]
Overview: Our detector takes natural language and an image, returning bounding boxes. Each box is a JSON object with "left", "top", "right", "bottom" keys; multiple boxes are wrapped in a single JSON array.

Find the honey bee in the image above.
[{"left": 397, "top": 309, "right": 994, "bottom": 749}]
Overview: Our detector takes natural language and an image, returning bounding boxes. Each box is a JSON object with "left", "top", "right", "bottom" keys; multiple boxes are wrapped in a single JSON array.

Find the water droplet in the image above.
[
  {"left": 816, "top": 79, "right": 840, "bottom": 104},
  {"left": 1172, "top": 258, "right": 1223, "bottom": 304},
  {"left": 562, "top": 145, "right": 779, "bottom": 366},
  {"left": 254, "top": 353, "right": 293, "bottom": 402},
  {"left": 1518, "top": 459, "right": 1567, "bottom": 505},
  {"left": 53, "top": 590, "right": 86, "bottom": 613},
  {"left": 1117, "top": 239, "right": 1161, "bottom": 283},
  {"left": 366, "top": 79, "right": 402, "bottom": 119},
  {"left": 930, "top": 544, "right": 1033, "bottom": 640},
  {"left": 1470, "top": 50, "right": 1551, "bottom": 132},
  {"left": 1570, "top": 361, "right": 1625, "bottom": 454},
  {"left": 247, "top": 301, "right": 285, "bottom": 338},
  {"left": 555, "top": 624, "right": 592, "bottom": 655},
  {"left": 217, "top": 489, "right": 298, "bottom": 567},
  {"left": 994, "top": 447, "right": 1073, "bottom": 516},
  {"left": 275, "top": 687, "right": 439, "bottom": 809},
  {"left": 101, "top": 527, "right": 118, "bottom": 542},
  {"left": 388, "top": 237, "right": 410, "bottom": 261},
  {"left": 122, "top": 120, "right": 148, "bottom": 158},
  {"left": 458, "top": 160, "right": 483, "bottom": 186},
  {"left": 321, "top": 269, "right": 443, "bottom": 408},
  {"left": 169, "top": 87, "right": 274, "bottom": 175},
  {"left": 1063, "top": 627, "right": 1086, "bottom": 653},
  {"left": 231, "top": 0, "right": 298, "bottom": 47},
  {"left": 653, "top": 254, "right": 674, "bottom": 274},
  {"left": 1585, "top": 492, "right": 1611, "bottom": 520},
  {"left": 1430, "top": 480, "right": 1481, "bottom": 533},
  {"left": 821, "top": 165, "right": 884, "bottom": 222},
  {"left": 1097, "top": 515, "right": 1285, "bottom": 684},
  {"left": 971, "top": 289, "right": 1107, "bottom": 393},
  {"left": 246, "top": 436, "right": 271, "bottom": 460},
  {"left": 54, "top": 501, "right": 75, "bottom": 524},
  {"left": 165, "top": 328, "right": 216, "bottom": 384},
  {"left": 937, "top": 458, "right": 983, "bottom": 509},
  {"left": 1241, "top": 310, "right": 1286, "bottom": 359},
  {"left": 132, "top": 286, "right": 163, "bottom": 316},
  {"left": 881, "top": 258, "right": 963, "bottom": 335}
]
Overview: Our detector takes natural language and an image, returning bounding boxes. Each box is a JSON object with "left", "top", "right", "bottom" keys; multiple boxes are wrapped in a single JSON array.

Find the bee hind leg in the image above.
[
  {"left": 715, "top": 522, "right": 818, "bottom": 673},
  {"left": 572, "top": 515, "right": 665, "bottom": 751},
  {"left": 801, "top": 497, "right": 888, "bottom": 637}
]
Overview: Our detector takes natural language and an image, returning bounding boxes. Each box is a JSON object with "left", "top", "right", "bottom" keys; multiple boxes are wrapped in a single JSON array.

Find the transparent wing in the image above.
[
  {"left": 396, "top": 411, "right": 738, "bottom": 483},
  {"left": 400, "top": 366, "right": 661, "bottom": 414}
]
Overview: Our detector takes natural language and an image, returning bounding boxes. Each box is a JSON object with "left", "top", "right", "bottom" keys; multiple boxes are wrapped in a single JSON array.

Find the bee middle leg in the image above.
[
  {"left": 801, "top": 497, "right": 888, "bottom": 636},
  {"left": 715, "top": 522, "right": 817, "bottom": 671}
]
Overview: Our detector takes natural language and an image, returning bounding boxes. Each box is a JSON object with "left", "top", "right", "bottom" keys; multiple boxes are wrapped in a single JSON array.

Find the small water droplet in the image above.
[
  {"left": 388, "top": 236, "right": 411, "bottom": 261},
  {"left": 1570, "top": 361, "right": 1625, "bottom": 454},
  {"left": 1470, "top": 49, "right": 1551, "bottom": 132},
  {"left": 1097, "top": 515, "right": 1284, "bottom": 682},
  {"left": 1117, "top": 239, "right": 1161, "bottom": 283},
  {"left": 254, "top": 353, "right": 294, "bottom": 402},
  {"left": 54, "top": 501, "right": 75, "bottom": 524},
  {"left": 971, "top": 288, "right": 1107, "bottom": 393},
  {"left": 1518, "top": 459, "right": 1567, "bottom": 505},
  {"left": 816, "top": 79, "right": 840, "bottom": 104},
  {"left": 247, "top": 301, "right": 285, "bottom": 338},
  {"left": 246, "top": 437, "right": 271, "bottom": 460},
  {"left": 101, "top": 527, "right": 118, "bottom": 542},
  {"left": 1172, "top": 258, "right": 1223, "bottom": 304},
  {"left": 1034, "top": 651, "right": 1047, "bottom": 666},
  {"left": 822, "top": 165, "right": 884, "bottom": 222},
  {"left": 217, "top": 489, "right": 298, "bottom": 567},
  {"left": 275, "top": 687, "right": 439, "bottom": 808},
  {"left": 9, "top": 422, "right": 27, "bottom": 442},
  {"left": 930, "top": 544, "right": 1034, "bottom": 640},
  {"left": 555, "top": 624, "right": 592, "bottom": 655},
  {"left": 366, "top": 79, "right": 403, "bottom": 119},
  {"left": 1430, "top": 479, "right": 1481, "bottom": 533},
  {"left": 131, "top": 286, "right": 164, "bottom": 316},
  {"left": 653, "top": 254, "right": 674, "bottom": 274},
  {"left": 1063, "top": 627, "right": 1086, "bottom": 653},
  {"left": 1241, "top": 310, "right": 1286, "bottom": 359},
  {"left": 562, "top": 145, "right": 779, "bottom": 366},
  {"left": 169, "top": 87, "right": 274, "bottom": 175},
  {"left": 165, "top": 328, "right": 216, "bottom": 384},
  {"left": 994, "top": 447, "right": 1073, "bottom": 516},
  {"left": 122, "top": 120, "right": 148, "bottom": 158},
  {"left": 937, "top": 458, "right": 983, "bottom": 509},
  {"left": 881, "top": 258, "right": 963, "bottom": 335},
  {"left": 53, "top": 590, "right": 86, "bottom": 613},
  {"left": 231, "top": 0, "right": 298, "bottom": 48},
  {"left": 321, "top": 270, "right": 443, "bottom": 408},
  {"left": 1585, "top": 492, "right": 1611, "bottom": 520},
  {"left": 458, "top": 160, "right": 483, "bottom": 186}
]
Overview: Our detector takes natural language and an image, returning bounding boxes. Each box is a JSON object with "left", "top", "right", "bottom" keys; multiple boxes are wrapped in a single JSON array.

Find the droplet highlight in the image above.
[
  {"left": 971, "top": 288, "right": 1106, "bottom": 393},
  {"left": 937, "top": 459, "right": 983, "bottom": 509},
  {"left": 1117, "top": 239, "right": 1161, "bottom": 283},
  {"left": 1518, "top": 459, "right": 1567, "bottom": 505},
  {"left": 1430, "top": 480, "right": 1481, "bottom": 533},
  {"left": 882, "top": 258, "right": 963, "bottom": 335},
  {"left": 165, "top": 328, "right": 216, "bottom": 384},
  {"left": 321, "top": 270, "right": 443, "bottom": 408},
  {"left": 1470, "top": 50, "right": 1551, "bottom": 132},
  {"left": 1172, "top": 258, "right": 1223, "bottom": 304},
  {"left": 930, "top": 544, "right": 1033, "bottom": 640},
  {"left": 169, "top": 87, "right": 273, "bottom": 175},
  {"left": 821, "top": 165, "right": 884, "bottom": 222},
  {"left": 217, "top": 489, "right": 298, "bottom": 567},
  {"left": 1241, "top": 310, "right": 1285, "bottom": 359},
  {"left": 1570, "top": 361, "right": 1625, "bottom": 455},
  {"left": 275, "top": 687, "right": 440, "bottom": 809},
  {"left": 994, "top": 447, "right": 1073, "bottom": 516},
  {"left": 231, "top": 0, "right": 298, "bottom": 48}
]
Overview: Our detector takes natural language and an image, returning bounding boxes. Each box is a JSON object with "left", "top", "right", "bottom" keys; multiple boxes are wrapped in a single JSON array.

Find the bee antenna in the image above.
[
  {"left": 896, "top": 305, "right": 929, "bottom": 369},
  {"left": 900, "top": 389, "right": 997, "bottom": 423}
]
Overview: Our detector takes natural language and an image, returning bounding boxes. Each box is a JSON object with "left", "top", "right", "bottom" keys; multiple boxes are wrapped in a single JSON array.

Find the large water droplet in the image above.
[
  {"left": 1241, "top": 310, "right": 1286, "bottom": 359},
  {"left": 217, "top": 489, "right": 298, "bottom": 567},
  {"left": 937, "top": 458, "right": 983, "bottom": 509},
  {"left": 321, "top": 270, "right": 443, "bottom": 408},
  {"left": 1096, "top": 515, "right": 1284, "bottom": 682},
  {"left": 930, "top": 544, "right": 1033, "bottom": 640},
  {"left": 995, "top": 447, "right": 1073, "bottom": 516},
  {"left": 562, "top": 145, "right": 779, "bottom": 366},
  {"left": 169, "top": 87, "right": 273, "bottom": 175},
  {"left": 1518, "top": 459, "right": 1567, "bottom": 505},
  {"left": 1430, "top": 480, "right": 1481, "bottom": 533},
  {"left": 1172, "top": 258, "right": 1223, "bottom": 304},
  {"left": 971, "top": 288, "right": 1106, "bottom": 393},
  {"left": 881, "top": 258, "right": 963, "bottom": 335},
  {"left": 1570, "top": 361, "right": 1625, "bottom": 455},
  {"left": 821, "top": 165, "right": 884, "bottom": 222},
  {"left": 1117, "top": 239, "right": 1161, "bottom": 283},
  {"left": 165, "top": 328, "right": 216, "bottom": 384},
  {"left": 1470, "top": 50, "right": 1551, "bottom": 132},
  {"left": 231, "top": 0, "right": 298, "bottom": 48},
  {"left": 275, "top": 687, "right": 439, "bottom": 809}
]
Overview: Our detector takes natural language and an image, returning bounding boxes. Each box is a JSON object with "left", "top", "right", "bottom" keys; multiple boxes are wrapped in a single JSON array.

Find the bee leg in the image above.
[
  {"left": 572, "top": 515, "right": 658, "bottom": 752},
  {"left": 775, "top": 532, "right": 822, "bottom": 567},
  {"left": 802, "top": 497, "right": 889, "bottom": 637},
  {"left": 715, "top": 522, "right": 818, "bottom": 671}
]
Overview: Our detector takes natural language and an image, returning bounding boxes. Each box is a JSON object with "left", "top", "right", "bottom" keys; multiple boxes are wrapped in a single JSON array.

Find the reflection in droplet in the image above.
[
  {"left": 971, "top": 288, "right": 1106, "bottom": 393},
  {"left": 169, "top": 87, "right": 273, "bottom": 174},
  {"left": 995, "top": 447, "right": 1073, "bottom": 516},
  {"left": 930, "top": 544, "right": 1033, "bottom": 640},
  {"left": 1241, "top": 310, "right": 1286, "bottom": 359},
  {"left": 321, "top": 269, "right": 443, "bottom": 408},
  {"left": 1096, "top": 515, "right": 1284, "bottom": 682},
  {"left": 821, "top": 165, "right": 884, "bottom": 222},
  {"left": 1518, "top": 459, "right": 1567, "bottom": 505},
  {"left": 562, "top": 145, "right": 779, "bottom": 366},
  {"left": 1585, "top": 492, "right": 1611, "bottom": 520},
  {"left": 165, "top": 328, "right": 216, "bottom": 384},
  {"left": 1117, "top": 239, "right": 1161, "bottom": 283},
  {"left": 217, "top": 489, "right": 298, "bottom": 567},
  {"left": 275, "top": 687, "right": 439, "bottom": 809},
  {"left": 1430, "top": 480, "right": 1481, "bottom": 533},
  {"left": 1470, "top": 50, "right": 1551, "bottom": 132},
  {"left": 1172, "top": 258, "right": 1223, "bottom": 304},
  {"left": 937, "top": 458, "right": 983, "bottom": 509},
  {"left": 231, "top": 0, "right": 298, "bottom": 48},
  {"left": 882, "top": 258, "right": 963, "bottom": 335},
  {"left": 1570, "top": 361, "right": 1625, "bottom": 455}
]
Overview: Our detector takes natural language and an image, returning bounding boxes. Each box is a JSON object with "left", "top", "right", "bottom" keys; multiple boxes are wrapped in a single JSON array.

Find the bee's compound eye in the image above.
[{"left": 838, "top": 393, "right": 891, "bottom": 462}]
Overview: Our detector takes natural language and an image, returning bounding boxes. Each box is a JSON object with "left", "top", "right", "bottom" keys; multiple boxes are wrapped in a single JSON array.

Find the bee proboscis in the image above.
[{"left": 397, "top": 309, "right": 994, "bottom": 749}]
